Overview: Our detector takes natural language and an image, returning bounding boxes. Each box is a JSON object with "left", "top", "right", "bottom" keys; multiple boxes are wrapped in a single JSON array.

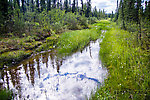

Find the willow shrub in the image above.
[{"left": 91, "top": 26, "right": 150, "bottom": 99}]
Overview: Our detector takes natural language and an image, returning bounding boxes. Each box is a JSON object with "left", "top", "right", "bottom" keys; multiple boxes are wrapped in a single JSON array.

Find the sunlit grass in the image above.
[
  {"left": 91, "top": 23, "right": 150, "bottom": 99},
  {"left": 57, "top": 20, "right": 111, "bottom": 56},
  {"left": 57, "top": 29, "right": 100, "bottom": 56}
]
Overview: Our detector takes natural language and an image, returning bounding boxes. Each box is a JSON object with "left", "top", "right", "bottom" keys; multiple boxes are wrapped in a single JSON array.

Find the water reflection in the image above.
[
  {"left": 3, "top": 39, "right": 107, "bottom": 100},
  {"left": 29, "top": 59, "right": 35, "bottom": 86}
]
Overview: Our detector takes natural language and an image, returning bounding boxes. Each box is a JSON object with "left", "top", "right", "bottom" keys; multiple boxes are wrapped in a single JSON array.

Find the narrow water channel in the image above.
[{"left": 2, "top": 39, "right": 107, "bottom": 100}]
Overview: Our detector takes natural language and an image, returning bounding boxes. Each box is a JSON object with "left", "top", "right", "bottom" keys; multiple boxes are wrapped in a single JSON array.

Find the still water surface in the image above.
[{"left": 2, "top": 39, "right": 107, "bottom": 100}]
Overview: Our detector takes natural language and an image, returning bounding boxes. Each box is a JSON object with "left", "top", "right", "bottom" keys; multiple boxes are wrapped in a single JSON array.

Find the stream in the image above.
[{"left": 1, "top": 39, "right": 107, "bottom": 100}]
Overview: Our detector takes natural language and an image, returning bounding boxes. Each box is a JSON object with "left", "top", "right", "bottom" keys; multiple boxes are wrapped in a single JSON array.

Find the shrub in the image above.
[
  {"left": 63, "top": 13, "right": 81, "bottom": 30},
  {"left": 51, "top": 22, "right": 66, "bottom": 34},
  {"left": 88, "top": 17, "right": 97, "bottom": 24}
]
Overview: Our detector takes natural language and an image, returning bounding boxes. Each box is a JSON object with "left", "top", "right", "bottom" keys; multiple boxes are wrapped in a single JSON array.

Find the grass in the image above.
[
  {"left": 57, "top": 20, "right": 111, "bottom": 56},
  {"left": 91, "top": 22, "right": 150, "bottom": 100},
  {"left": 0, "top": 89, "right": 13, "bottom": 100},
  {"left": 57, "top": 29, "right": 99, "bottom": 56}
]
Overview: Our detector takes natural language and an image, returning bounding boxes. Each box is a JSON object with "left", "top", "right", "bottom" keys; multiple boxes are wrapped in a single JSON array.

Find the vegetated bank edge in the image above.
[
  {"left": 90, "top": 22, "right": 150, "bottom": 100},
  {"left": 0, "top": 20, "right": 110, "bottom": 99},
  {"left": 0, "top": 19, "right": 104, "bottom": 69}
]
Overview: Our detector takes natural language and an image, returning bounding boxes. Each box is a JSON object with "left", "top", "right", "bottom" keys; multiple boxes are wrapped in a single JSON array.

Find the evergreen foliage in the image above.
[{"left": 0, "top": 0, "right": 105, "bottom": 36}]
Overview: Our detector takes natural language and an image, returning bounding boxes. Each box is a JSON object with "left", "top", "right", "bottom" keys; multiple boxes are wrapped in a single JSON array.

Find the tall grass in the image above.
[
  {"left": 57, "top": 20, "right": 111, "bottom": 56},
  {"left": 91, "top": 23, "right": 150, "bottom": 99},
  {"left": 0, "top": 89, "right": 13, "bottom": 100},
  {"left": 57, "top": 29, "right": 100, "bottom": 56}
]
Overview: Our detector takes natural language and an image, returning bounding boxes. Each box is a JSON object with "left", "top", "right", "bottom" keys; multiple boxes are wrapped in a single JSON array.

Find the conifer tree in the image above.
[
  {"left": 0, "top": 0, "right": 8, "bottom": 24},
  {"left": 64, "top": 0, "right": 69, "bottom": 13},
  {"left": 47, "top": 0, "right": 51, "bottom": 11},
  {"left": 118, "top": 0, "right": 125, "bottom": 29},
  {"left": 111, "top": 11, "right": 114, "bottom": 21},
  {"left": 41, "top": 0, "right": 45, "bottom": 11},
  {"left": 81, "top": 0, "right": 84, "bottom": 14},
  {"left": 60, "top": 0, "right": 63, "bottom": 10},
  {"left": 21, "top": 0, "right": 25, "bottom": 13},
  {"left": 76, "top": 0, "right": 79, "bottom": 12},
  {"left": 36, "top": 0, "right": 40, "bottom": 12},
  {"left": 57, "top": 0, "right": 60, "bottom": 8},
  {"left": 52, "top": 0, "right": 57, "bottom": 8},
  {"left": 16, "top": 0, "right": 20, "bottom": 8},
  {"left": 72, "top": 0, "right": 76, "bottom": 13},
  {"left": 31, "top": 0, "right": 34, "bottom": 12},
  {"left": 86, "top": 0, "right": 91, "bottom": 17},
  {"left": 93, "top": 6, "right": 98, "bottom": 18}
]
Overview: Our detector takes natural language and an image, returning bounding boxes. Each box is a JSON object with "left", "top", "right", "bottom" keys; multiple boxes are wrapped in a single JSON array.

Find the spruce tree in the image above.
[
  {"left": 57, "top": 0, "right": 60, "bottom": 8},
  {"left": 72, "top": 0, "right": 76, "bottom": 13},
  {"left": 31, "top": 0, "right": 34, "bottom": 12},
  {"left": 86, "top": 0, "right": 91, "bottom": 17},
  {"left": 0, "top": 0, "right": 8, "bottom": 24},
  {"left": 81, "top": 0, "right": 84, "bottom": 14},
  {"left": 41, "top": 0, "right": 45, "bottom": 11},
  {"left": 64, "top": 0, "right": 69, "bottom": 13},
  {"left": 36, "top": 0, "right": 40, "bottom": 12},
  {"left": 47, "top": 0, "right": 51, "bottom": 11},
  {"left": 16, "top": 0, "right": 20, "bottom": 9},
  {"left": 52, "top": 0, "right": 57, "bottom": 8},
  {"left": 21, "top": 0, "right": 25, "bottom": 13},
  {"left": 118, "top": 0, "right": 125, "bottom": 29},
  {"left": 145, "top": 1, "right": 150, "bottom": 20},
  {"left": 111, "top": 11, "right": 114, "bottom": 21},
  {"left": 60, "top": 0, "right": 63, "bottom": 10}
]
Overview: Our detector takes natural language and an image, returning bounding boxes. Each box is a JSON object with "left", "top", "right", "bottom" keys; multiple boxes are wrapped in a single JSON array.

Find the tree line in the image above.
[
  {"left": 0, "top": 0, "right": 108, "bottom": 35},
  {"left": 114, "top": 0, "right": 150, "bottom": 47},
  {"left": 114, "top": 0, "right": 150, "bottom": 29}
]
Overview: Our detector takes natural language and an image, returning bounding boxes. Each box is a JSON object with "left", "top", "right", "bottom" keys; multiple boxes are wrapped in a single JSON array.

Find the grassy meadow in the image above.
[
  {"left": 57, "top": 20, "right": 111, "bottom": 56},
  {"left": 91, "top": 22, "right": 150, "bottom": 100}
]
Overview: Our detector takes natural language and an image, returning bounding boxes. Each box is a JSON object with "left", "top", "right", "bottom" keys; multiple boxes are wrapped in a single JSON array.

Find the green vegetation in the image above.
[
  {"left": 0, "top": 33, "right": 60, "bottom": 67},
  {"left": 91, "top": 22, "right": 150, "bottom": 100},
  {"left": 0, "top": 0, "right": 149, "bottom": 99},
  {"left": 36, "top": 34, "right": 59, "bottom": 52},
  {"left": 57, "top": 20, "right": 111, "bottom": 56},
  {"left": 0, "top": 89, "right": 13, "bottom": 100},
  {"left": 0, "top": 50, "right": 31, "bottom": 68},
  {"left": 57, "top": 29, "right": 99, "bottom": 55}
]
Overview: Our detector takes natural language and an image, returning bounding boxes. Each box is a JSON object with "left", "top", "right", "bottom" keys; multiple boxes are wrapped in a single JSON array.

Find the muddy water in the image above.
[{"left": 2, "top": 39, "right": 107, "bottom": 100}]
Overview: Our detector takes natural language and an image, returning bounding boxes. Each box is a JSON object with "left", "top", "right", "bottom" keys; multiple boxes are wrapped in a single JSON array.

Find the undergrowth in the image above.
[{"left": 91, "top": 23, "right": 150, "bottom": 100}]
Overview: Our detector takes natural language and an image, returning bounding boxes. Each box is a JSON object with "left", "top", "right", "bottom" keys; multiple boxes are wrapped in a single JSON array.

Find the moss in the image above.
[
  {"left": 0, "top": 50, "right": 32, "bottom": 67},
  {"left": 35, "top": 34, "right": 59, "bottom": 52}
]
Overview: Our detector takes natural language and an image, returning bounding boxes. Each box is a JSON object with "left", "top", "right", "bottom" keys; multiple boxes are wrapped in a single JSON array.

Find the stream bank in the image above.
[{"left": 1, "top": 39, "right": 107, "bottom": 100}]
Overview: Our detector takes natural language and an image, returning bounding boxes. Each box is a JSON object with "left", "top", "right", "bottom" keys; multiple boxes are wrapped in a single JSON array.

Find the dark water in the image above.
[{"left": 1, "top": 39, "right": 107, "bottom": 100}]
